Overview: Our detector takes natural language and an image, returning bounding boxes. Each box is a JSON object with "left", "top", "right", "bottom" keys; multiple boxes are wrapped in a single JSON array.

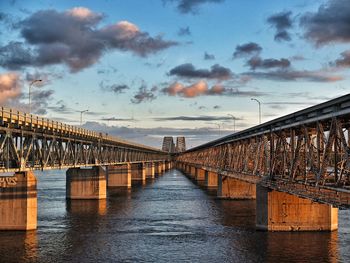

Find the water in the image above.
[{"left": 0, "top": 169, "right": 349, "bottom": 263}]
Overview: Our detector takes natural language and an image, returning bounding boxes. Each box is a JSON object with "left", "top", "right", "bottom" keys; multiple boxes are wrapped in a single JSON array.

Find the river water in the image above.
[{"left": 0, "top": 169, "right": 349, "bottom": 263}]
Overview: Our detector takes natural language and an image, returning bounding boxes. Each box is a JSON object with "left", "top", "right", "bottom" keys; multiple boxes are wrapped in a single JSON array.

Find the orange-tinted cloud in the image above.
[{"left": 0, "top": 72, "right": 21, "bottom": 103}]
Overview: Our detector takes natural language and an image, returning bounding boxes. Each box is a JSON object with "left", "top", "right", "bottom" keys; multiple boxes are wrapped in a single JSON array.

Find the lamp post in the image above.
[
  {"left": 79, "top": 110, "right": 89, "bottom": 126},
  {"left": 227, "top": 114, "right": 236, "bottom": 132},
  {"left": 28, "top": 79, "right": 42, "bottom": 114},
  {"left": 215, "top": 123, "right": 221, "bottom": 136},
  {"left": 251, "top": 98, "right": 261, "bottom": 124}
]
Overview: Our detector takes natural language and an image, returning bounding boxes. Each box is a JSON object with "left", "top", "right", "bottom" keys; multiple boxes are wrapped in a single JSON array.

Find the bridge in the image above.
[
  {"left": 0, "top": 107, "right": 171, "bottom": 230},
  {"left": 1, "top": 94, "right": 350, "bottom": 232},
  {"left": 176, "top": 94, "right": 350, "bottom": 231}
]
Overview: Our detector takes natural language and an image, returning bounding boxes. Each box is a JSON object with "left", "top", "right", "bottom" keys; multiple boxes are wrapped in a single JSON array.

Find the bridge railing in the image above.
[
  {"left": 0, "top": 107, "right": 169, "bottom": 172},
  {"left": 176, "top": 94, "right": 350, "bottom": 208}
]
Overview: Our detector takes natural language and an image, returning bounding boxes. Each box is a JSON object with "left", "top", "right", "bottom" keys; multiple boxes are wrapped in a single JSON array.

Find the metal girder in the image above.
[
  {"left": 0, "top": 109, "right": 169, "bottom": 172},
  {"left": 177, "top": 95, "right": 350, "bottom": 208}
]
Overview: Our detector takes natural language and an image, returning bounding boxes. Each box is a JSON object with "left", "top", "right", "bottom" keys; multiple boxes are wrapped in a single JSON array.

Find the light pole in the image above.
[
  {"left": 227, "top": 114, "right": 236, "bottom": 132},
  {"left": 28, "top": 79, "right": 42, "bottom": 114},
  {"left": 79, "top": 110, "right": 89, "bottom": 126},
  {"left": 251, "top": 98, "right": 261, "bottom": 124},
  {"left": 215, "top": 123, "right": 221, "bottom": 136}
]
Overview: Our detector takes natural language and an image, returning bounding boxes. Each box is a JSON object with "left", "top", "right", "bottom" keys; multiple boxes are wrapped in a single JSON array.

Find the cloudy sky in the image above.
[{"left": 0, "top": 0, "right": 349, "bottom": 148}]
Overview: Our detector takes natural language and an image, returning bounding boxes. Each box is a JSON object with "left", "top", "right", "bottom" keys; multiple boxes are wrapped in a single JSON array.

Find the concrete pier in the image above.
[
  {"left": 205, "top": 171, "right": 218, "bottom": 188},
  {"left": 131, "top": 163, "right": 146, "bottom": 182},
  {"left": 195, "top": 168, "right": 205, "bottom": 182},
  {"left": 154, "top": 162, "right": 161, "bottom": 176},
  {"left": 0, "top": 171, "right": 37, "bottom": 230},
  {"left": 256, "top": 185, "right": 338, "bottom": 231},
  {"left": 145, "top": 162, "right": 155, "bottom": 179},
  {"left": 107, "top": 164, "right": 131, "bottom": 188},
  {"left": 218, "top": 176, "right": 256, "bottom": 199},
  {"left": 66, "top": 167, "right": 106, "bottom": 199}
]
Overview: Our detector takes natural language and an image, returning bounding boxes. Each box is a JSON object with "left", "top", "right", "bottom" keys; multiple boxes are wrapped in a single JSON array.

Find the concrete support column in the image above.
[
  {"left": 166, "top": 161, "right": 172, "bottom": 170},
  {"left": 218, "top": 175, "right": 256, "bottom": 199},
  {"left": 66, "top": 167, "right": 107, "bottom": 199},
  {"left": 190, "top": 166, "right": 197, "bottom": 179},
  {"left": 205, "top": 171, "right": 218, "bottom": 188},
  {"left": 154, "top": 162, "right": 161, "bottom": 176},
  {"left": 145, "top": 162, "right": 155, "bottom": 179},
  {"left": 131, "top": 162, "right": 146, "bottom": 182},
  {"left": 256, "top": 185, "right": 338, "bottom": 231},
  {"left": 107, "top": 163, "right": 131, "bottom": 188},
  {"left": 195, "top": 168, "right": 205, "bottom": 181},
  {"left": 0, "top": 171, "right": 37, "bottom": 230}
]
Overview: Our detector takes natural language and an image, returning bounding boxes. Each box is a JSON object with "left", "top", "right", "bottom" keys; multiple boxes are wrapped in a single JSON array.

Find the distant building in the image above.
[
  {"left": 176, "top": 137, "right": 186, "bottom": 152},
  {"left": 162, "top": 136, "right": 175, "bottom": 152},
  {"left": 162, "top": 136, "right": 186, "bottom": 153}
]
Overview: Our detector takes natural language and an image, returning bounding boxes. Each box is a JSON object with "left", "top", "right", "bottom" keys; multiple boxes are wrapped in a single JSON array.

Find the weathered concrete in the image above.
[
  {"left": 145, "top": 162, "right": 155, "bottom": 179},
  {"left": 205, "top": 171, "right": 218, "bottom": 188},
  {"left": 195, "top": 168, "right": 205, "bottom": 182},
  {"left": 66, "top": 167, "right": 106, "bottom": 200},
  {"left": 218, "top": 175, "right": 256, "bottom": 199},
  {"left": 131, "top": 163, "right": 146, "bottom": 182},
  {"left": 154, "top": 162, "right": 162, "bottom": 176},
  {"left": 256, "top": 185, "right": 338, "bottom": 231},
  {"left": 190, "top": 166, "right": 197, "bottom": 179},
  {"left": 107, "top": 164, "right": 131, "bottom": 188},
  {"left": 0, "top": 171, "right": 37, "bottom": 230}
]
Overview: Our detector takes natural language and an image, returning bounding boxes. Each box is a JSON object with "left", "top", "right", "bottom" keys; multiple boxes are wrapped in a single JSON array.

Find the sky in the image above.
[{"left": 0, "top": 0, "right": 349, "bottom": 148}]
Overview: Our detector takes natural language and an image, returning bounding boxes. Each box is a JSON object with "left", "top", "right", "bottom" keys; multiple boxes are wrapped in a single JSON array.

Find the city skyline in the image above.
[{"left": 0, "top": 0, "right": 349, "bottom": 147}]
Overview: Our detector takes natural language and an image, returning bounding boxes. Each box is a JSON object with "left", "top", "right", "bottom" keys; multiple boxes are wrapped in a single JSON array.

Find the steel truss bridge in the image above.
[
  {"left": 0, "top": 108, "right": 168, "bottom": 173},
  {"left": 176, "top": 94, "right": 350, "bottom": 208}
]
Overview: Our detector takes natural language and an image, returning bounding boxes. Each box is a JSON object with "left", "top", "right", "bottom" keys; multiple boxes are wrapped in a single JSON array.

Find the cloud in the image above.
[
  {"left": 168, "top": 63, "right": 233, "bottom": 80},
  {"left": 100, "top": 81, "right": 129, "bottom": 93},
  {"left": 267, "top": 11, "right": 293, "bottom": 41},
  {"left": 300, "top": 0, "right": 350, "bottom": 46},
  {"left": 0, "top": 72, "right": 21, "bottom": 103},
  {"left": 131, "top": 84, "right": 157, "bottom": 104},
  {"left": 0, "top": 7, "right": 177, "bottom": 72},
  {"left": 213, "top": 105, "right": 220, "bottom": 109},
  {"left": 178, "top": 26, "right": 191, "bottom": 36},
  {"left": 162, "top": 80, "right": 267, "bottom": 98},
  {"left": 333, "top": 50, "right": 350, "bottom": 67},
  {"left": 247, "top": 56, "right": 291, "bottom": 70},
  {"left": 244, "top": 69, "right": 343, "bottom": 82},
  {"left": 154, "top": 115, "right": 234, "bottom": 121},
  {"left": 163, "top": 0, "right": 224, "bottom": 14},
  {"left": 233, "top": 42, "right": 262, "bottom": 58},
  {"left": 204, "top": 52, "right": 215, "bottom": 60},
  {"left": 101, "top": 117, "right": 134, "bottom": 121},
  {"left": 47, "top": 100, "right": 75, "bottom": 114}
]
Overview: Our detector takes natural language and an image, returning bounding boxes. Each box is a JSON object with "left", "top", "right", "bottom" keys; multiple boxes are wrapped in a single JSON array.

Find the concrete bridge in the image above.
[
  {"left": 175, "top": 94, "right": 350, "bottom": 231},
  {"left": 1, "top": 94, "right": 350, "bottom": 232}
]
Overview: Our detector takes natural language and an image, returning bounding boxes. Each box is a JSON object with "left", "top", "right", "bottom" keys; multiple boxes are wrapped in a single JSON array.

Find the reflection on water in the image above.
[{"left": 0, "top": 169, "right": 349, "bottom": 262}]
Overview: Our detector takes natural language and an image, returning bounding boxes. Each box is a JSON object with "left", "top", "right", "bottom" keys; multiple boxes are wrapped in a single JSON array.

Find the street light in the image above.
[
  {"left": 215, "top": 123, "right": 221, "bottom": 136},
  {"left": 28, "top": 79, "right": 42, "bottom": 114},
  {"left": 251, "top": 98, "right": 261, "bottom": 124},
  {"left": 227, "top": 114, "right": 236, "bottom": 132},
  {"left": 79, "top": 110, "right": 89, "bottom": 126}
]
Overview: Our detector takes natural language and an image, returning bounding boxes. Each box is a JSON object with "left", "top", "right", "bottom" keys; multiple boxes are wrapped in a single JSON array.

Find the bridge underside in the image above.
[
  {"left": 177, "top": 161, "right": 343, "bottom": 231},
  {"left": 0, "top": 161, "right": 173, "bottom": 230}
]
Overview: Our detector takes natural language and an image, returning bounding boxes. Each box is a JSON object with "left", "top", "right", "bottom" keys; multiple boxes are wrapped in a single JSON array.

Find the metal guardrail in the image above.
[{"left": 0, "top": 107, "right": 164, "bottom": 153}]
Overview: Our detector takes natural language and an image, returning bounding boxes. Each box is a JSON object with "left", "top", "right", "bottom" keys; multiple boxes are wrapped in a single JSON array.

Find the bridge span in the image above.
[
  {"left": 176, "top": 94, "right": 350, "bottom": 231},
  {"left": 1, "top": 94, "right": 350, "bottom": 232},
  {"left": 0, "top": 107, "right": 172, "bottom": 230}
]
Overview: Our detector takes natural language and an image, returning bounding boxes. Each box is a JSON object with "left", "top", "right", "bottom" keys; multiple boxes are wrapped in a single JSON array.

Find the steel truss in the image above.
[
  {"left": 0, "top": 109, "right": 168, "bottom": 173},
  {"left": 177, "top": 95, "right": 350, "bottom": 208}
]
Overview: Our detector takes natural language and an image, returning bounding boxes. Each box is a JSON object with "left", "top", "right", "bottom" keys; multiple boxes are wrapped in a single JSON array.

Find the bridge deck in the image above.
[
  {"left": 177, "top": 94, "right": 350, "bottom": 208},
  {"left": 0, "top": 107, "right": 168, "bottom": 173}
]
